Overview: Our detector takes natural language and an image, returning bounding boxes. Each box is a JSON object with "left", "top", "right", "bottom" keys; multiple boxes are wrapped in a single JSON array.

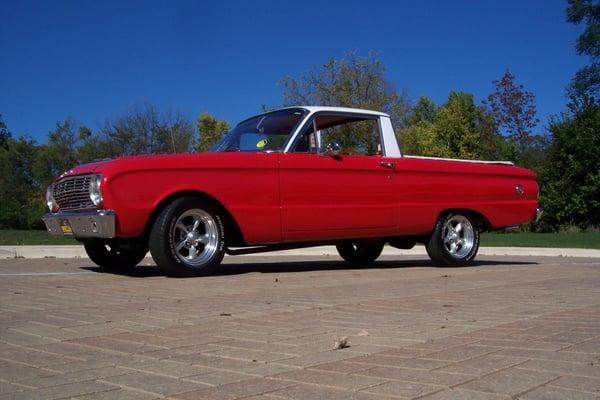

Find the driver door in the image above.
[{"left": 278, "top": 113, "right": 399, "bottom": 242}]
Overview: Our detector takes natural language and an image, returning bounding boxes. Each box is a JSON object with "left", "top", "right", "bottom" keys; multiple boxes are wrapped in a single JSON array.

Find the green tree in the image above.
[
  {"left": 485, "top": 70, "right": 539, "bottom": 150},
  {"left": 541, "top": 104, "right": 600, "bottom": 229},
  {"left": 399, "top": 120, "right": 442, "bottom": 156},
  {"left": 566, "top": 0, "right": 600, "bottom": 102},
  {"left": 401, "top": 92, "right": 500, "bottom": 160},
  {"left": 101, "top": 103, "right": 194, "bottom": 155},
  {"left": 196, "top": 112, "right": 230, "bottom": 152},
  {"left": 34, "top": 119, "right": 81, "bottom": 182},
  {"left": 408, "top": 96, "right": 438, "bottom": 125},
  {"left": 279, "top": 52, "right": 410, "bottom": 128},
  {"left": 433, "top": 92, "right": 483, "bottom": 159},
  {"left": 0, "top": 134, "right": 41, "bottom": 229},
  {"left": 76, "top": 125, "right": 115, "bottom": 163},
  {"left": 0, "top": 114, "right": 11, "bottom": 150}
]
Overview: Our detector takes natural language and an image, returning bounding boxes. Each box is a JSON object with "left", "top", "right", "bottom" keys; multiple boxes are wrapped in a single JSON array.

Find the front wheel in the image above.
[
  {"left": 149, "top": 197, "right": 225, "bottom": 277},
  {"left": 336, "top": 240, "right": 384, "bottom": 265},
  {"left": 83, "top": 240, "right": 148, "bottom": 272},
  {"left": 426, "top": 213, "right": 480, "bottom": 267}
]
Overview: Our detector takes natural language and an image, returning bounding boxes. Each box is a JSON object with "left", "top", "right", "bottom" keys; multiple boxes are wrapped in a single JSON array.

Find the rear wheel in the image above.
[
  {"left": 149, "top": 197, "right": 225, "bottom": 277},
  {"left": 426, "top": 213, "right": 480, "bottom": 267},
  {"left": 336, "top": 240, "right": 384, "bottom": 265},
  {"left": 83, "top": 240, "right": 148, "bottom": 272}
]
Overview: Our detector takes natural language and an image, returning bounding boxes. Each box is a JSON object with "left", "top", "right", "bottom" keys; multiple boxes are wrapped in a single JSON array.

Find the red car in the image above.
[{"left": 43, "top": 107, "right": 541, "bottom": 276}]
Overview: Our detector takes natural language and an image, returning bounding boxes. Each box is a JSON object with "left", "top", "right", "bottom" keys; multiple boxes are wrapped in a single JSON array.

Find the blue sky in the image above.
[{"left": 0, "top": 0, "right": 587, "bottom": 141}]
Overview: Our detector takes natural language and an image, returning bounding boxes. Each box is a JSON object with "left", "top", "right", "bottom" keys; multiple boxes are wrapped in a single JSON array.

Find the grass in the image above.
[
  {"left": 0, "top": 229, "right": 80, "bottom": 245},
  {"left": 0, "top": 229, "right": 598, "bottom": 249},
  {"left": 481, "top": 231, "right": 600, "bottom": 249}
]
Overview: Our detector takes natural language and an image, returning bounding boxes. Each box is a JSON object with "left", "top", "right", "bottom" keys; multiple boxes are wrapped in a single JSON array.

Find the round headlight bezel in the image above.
[
  {"left": 89, "top": 174, "right": 103, "bottom": 207},
  {"left": 46, "top": 185, "right": 58, "bottom": 212}
]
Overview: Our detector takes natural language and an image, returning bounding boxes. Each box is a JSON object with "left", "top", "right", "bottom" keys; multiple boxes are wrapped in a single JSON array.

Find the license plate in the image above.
[{"left": 59, "top": 220, "right": 74, "bottom": 236}]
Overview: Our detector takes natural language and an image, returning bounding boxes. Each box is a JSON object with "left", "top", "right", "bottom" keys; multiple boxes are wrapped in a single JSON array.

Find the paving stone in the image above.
[
  {"left": 495, "top": 348, "right": 598, "bottom": 363},
  {"left": 357, "top": 366, "right": 474, "bottom": 386},
  {"left": 172, "top": 377, "right": 296, "bottom": 399},
  {"left": 69, "top": 337, "right": 164, "bottom": 354},
  {"left": 274, "top": 368, "right": 386, "bottom": 391},
  {"left": 186, "top": 356, "right": 298, "bottom": 376},
  {"left": 458, "top": 367, "right": 559, "bottom": 396},
  {"left": 346, "top": 354, "right": 451, "bottom": 370},
  {"left": 405, "top": 337, "right": 477, "bottom": 352},
  {"left": 435, "top": 354, "right": 527, "bottom": 376},
  {"left": 203, "top": 347, "right": 292, "bottom": 363},
  {"left": 540, "top": 331, "right": 599, "bottom": 344},
  {"left": 102, "top": 371, "right": 209, "bottom": 396},
  {"left": 422, "top": 344, "right": 499, "bottom": 362},
  {"left": 564, "top": 339, "right": 600, "bottom": 355},
  {"left": 117, "top": 358, "right": 215, "bottom": 378},
  {"left": 0, "top": 380, "right": 118, "bottom": 400},
  {"left": 361, "top": 380, "right": 444, "bottom": 398},
  {"left": 17, "top": 366, "right": 130, "bottom": 388},
  {"left": 377, "top": 347, "right": 432, "bottom": 358},
  {"left": 0, "top": 348, "right": 82, "bottom": 367},
  {"left": 274, "top": 350, "right": 358, "bottom": 367},
  {"left": 520, "top": 385, "right": 600, "bottom": 400},
  {"left": 420, "top": 388, "right": 510, "bottom": 399},
  {"left": 0, "top": 382, "right": 30, "bottom": 395},
  {"left": 183, "top": 371, "right": 255, "bottom": 386},
  {"left": 519, "top": 359, "right": 600, "bottom": 378},
  {"left": 29, "top": 341, "right": 88, "bottom": 356},
  {"left": 476, "top": 339, "right": 567, "bottom": 351},
  {"left": 0, "top": 361, "right": 57, "bottom": 382},
  {"left": 308, "top": 360, "right": 375, "bottom": 374},
  {"left": 549, "top": 375, "right": 600, "bottom": 393},
  {"left": 267, "top": 383, "right": 388, "bottom": 400},
  {"left": 2, "top": 255, "right": 600, "bottom": 399},
  {"left": 72, "top": 388, "right": 159, "bottom": 399}
]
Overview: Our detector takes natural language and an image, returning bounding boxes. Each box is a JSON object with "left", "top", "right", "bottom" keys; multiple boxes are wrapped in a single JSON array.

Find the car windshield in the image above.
[{"left": 210, "top": 108, "right": 307, "bottom": 152}]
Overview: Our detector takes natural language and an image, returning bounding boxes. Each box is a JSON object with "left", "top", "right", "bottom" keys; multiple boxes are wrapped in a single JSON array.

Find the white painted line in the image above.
[
  {"left": 1, "top": 245, "right": 599, "bottom": 260},
  {"left": 0, "top": 272, "right": 92, "bottom": 276}
]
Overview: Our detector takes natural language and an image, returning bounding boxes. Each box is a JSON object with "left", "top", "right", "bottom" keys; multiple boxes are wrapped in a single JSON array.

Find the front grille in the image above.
[{"left": 53, "top": 175, "right": 95, "bottom": 211}]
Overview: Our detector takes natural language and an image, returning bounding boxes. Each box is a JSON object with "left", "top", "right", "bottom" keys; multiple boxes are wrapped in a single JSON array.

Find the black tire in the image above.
[
  {"left": 149, "top": 197, "right": 225, "bottom": 277},
  {"left": 336, "top": 240, "right": 384, "bottom": 265},
  {"left": 83, "top": 240, "right": 148, "bottom": 272},
  {"left": 426, "top": 212, "right": 480, "bottom": 267}
]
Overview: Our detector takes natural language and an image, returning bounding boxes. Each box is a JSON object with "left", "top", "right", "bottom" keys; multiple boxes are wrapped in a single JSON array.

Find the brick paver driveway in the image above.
[{"left": 0, "top": 255, "right": 599, "bottom": 399}]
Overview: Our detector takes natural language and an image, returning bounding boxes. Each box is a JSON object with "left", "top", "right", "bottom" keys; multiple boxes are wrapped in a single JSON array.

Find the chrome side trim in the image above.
[{"left": 42, "top": 210, "right": 116, "bottom": 239}]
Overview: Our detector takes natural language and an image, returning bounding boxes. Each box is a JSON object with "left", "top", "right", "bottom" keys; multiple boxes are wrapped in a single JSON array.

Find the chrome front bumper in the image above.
[{"left": 42, "top": 210, "right": 116, "bottom": 239}]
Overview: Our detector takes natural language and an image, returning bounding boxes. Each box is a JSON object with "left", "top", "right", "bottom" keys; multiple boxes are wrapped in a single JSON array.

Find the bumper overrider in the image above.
[{"left": 42, "top": 210, "right": 116, "bottom": 239}]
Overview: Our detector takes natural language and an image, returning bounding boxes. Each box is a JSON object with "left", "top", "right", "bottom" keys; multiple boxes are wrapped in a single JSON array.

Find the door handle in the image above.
[{"left": 379, "top": 161, "right": 396, "bottom": 170}]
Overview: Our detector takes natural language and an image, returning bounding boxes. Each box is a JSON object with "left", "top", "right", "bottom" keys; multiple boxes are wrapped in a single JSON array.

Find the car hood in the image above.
[
  {"left": 57, "top": 159, "right": 114, "bottom": 180},
  {"left": 58, "top": 152, "right": 278, "bottom": 180}
]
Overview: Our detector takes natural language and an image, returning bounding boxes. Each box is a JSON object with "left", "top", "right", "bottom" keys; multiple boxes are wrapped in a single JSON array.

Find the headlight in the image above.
[
  {"left": 89, "top": 174, "right": 103, "bottom": 207},
  {"left": 46, "top": 185, "right": 58, "bottom": 212}
]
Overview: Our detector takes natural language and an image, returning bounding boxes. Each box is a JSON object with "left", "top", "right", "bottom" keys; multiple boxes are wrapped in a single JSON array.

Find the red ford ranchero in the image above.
[{"left": 43, "top": 106, "right": 541, "bottom": 276}]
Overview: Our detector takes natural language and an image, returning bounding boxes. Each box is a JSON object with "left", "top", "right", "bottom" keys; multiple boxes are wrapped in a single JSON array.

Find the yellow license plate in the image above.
[{"left": 59, "top": 220, "right": 73, "bottom": 236}]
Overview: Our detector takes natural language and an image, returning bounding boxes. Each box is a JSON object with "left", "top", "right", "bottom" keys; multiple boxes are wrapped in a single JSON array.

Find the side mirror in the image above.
[{"left": 323, "top": 141, "right": 341, "bottom": 157}]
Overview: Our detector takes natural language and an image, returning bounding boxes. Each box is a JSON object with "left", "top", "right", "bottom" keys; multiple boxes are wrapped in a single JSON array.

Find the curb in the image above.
[{"left": 2, "top": 245, "right": 600, "bottom": 259}]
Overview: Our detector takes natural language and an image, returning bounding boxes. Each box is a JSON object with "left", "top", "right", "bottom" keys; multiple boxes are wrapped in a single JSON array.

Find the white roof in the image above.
[{"left": 284, "top": 106, "right": 390, "bottom": 117}]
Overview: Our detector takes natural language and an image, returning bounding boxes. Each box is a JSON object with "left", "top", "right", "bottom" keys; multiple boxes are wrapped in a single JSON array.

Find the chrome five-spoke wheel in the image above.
[
  {"left": 150, "top": 197, "right": 225, "bottom": 276},
  {"left": 173, "top": 209, "right": 220, "bottom": 266},
  {"left": 426, "top": 212, "right": 480, "bottom": 267},
  {"left": 441, "top": 215, "right": 475, "bottom": 258}
]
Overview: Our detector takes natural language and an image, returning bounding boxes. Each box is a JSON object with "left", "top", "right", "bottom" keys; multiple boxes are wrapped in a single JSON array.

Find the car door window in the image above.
[{"left": 292, "top": 114, "right": 382, "bottom": 156}]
